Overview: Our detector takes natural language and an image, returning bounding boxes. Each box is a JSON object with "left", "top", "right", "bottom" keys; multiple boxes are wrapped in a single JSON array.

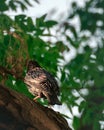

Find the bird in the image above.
[{"left": 24, "top": 60, "right": 61, "bottom": 105}]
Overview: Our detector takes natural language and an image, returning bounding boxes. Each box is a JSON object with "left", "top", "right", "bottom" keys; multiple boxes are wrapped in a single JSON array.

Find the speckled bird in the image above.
[{"left": 24, "top": 60, "right": 61, "bottom": 105}]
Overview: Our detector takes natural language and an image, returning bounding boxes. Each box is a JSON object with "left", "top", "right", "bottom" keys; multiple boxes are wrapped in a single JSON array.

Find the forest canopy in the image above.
[{"left": 0, "top": 0, "right": 104, "bottom": 130}]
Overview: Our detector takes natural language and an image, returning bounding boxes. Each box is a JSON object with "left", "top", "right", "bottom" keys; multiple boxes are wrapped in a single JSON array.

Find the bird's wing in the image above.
[{"left": 41, "top": 70, "right": 60, "bottom": 95}]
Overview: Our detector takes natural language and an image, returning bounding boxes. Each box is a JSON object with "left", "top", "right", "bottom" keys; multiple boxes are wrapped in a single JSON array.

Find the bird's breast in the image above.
[{"left": 27, "top": 85, "right": 41, "bottom": 96}]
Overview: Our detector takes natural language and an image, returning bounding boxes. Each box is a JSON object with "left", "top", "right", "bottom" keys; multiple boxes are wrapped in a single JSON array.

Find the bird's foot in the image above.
[{"left": 33, "top": 96, "right": 40, "bottom": 102}]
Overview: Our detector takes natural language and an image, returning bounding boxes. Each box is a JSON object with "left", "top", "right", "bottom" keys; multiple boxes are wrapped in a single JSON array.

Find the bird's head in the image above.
[{"left": 27, "top": 60, "right": 40, "bottom": 71}]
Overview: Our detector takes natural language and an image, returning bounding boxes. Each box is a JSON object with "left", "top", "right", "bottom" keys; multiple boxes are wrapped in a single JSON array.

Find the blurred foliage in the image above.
[{"left": 0, "top": 0, "right": 104, "bottom": 130}]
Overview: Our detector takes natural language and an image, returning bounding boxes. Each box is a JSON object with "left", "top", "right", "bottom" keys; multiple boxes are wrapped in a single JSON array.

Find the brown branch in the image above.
[
  {"left": 7, "top": 31, "right": 24, "bottom": 44},
  {"left": 0, "top": 65, "right": 24, "bottom": 80},
  {"left": 6, "top": 30, "right": 30, "bottom": 59},
  {"left": 0, "top": 30, "right": 30, "bottom": 81},
  {"left": 0, "top": 84, "right": 71, "bottom": 130}
]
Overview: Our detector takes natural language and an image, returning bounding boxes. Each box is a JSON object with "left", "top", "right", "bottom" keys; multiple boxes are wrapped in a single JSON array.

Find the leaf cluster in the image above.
[{"left": 0, "top": 0, "right": 104, "bottom": 129}]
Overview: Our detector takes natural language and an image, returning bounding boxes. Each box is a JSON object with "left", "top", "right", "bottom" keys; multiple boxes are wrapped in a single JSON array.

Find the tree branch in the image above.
[
  {"left": 0, "top": 84, "right": 71, "bottom": 130},
  {"left": 0, "top": 65, "right": 24, "bottom": 80}
]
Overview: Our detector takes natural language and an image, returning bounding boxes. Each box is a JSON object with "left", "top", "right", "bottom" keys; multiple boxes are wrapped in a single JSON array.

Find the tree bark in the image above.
[{"left": 0, "top": 84, "right": 71, "bottom": 130}]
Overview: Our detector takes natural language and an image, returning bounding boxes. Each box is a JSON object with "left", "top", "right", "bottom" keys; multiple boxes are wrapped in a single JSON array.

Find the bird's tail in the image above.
[{"left": 47, "top": 94, "right": 62, "bottom": 105}]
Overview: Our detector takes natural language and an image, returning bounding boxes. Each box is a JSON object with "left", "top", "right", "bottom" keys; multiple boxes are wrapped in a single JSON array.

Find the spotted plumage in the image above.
[{"left": 24, "top": 60, "right": 61, "bottom": 105}]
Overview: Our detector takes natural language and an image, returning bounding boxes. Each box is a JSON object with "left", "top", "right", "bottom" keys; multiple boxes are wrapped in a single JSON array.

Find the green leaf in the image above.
[
  {"left": 73, "top": 116, "right": 80, "bottom": 130},
  {"left": 0, "top": 14, "right": 13, "bottom": 29},
  {"left": 9, "top": 1, "right": 17, "bottom": 11},
  {"left": 69, "top": 25, "right": 77, "bottom": 39},
  {"left": 56, "top": 41, "right": 69, "bottom": 52},
  {"left": 15, "top": 1, "right": 27, "bottom": 11},
  {"left": 45, "top": 20, "right": 58, "bottom": 28},
  {"left": 40, "top": 14, "right": 47, "bottom": 21},
  {"left": 79, "top": 101, "right": 86, "bottom": 113},
  {"left": 25, "top": 0, "right": 32, "bottom": 6},
  {"left": 36, "top": 14, "right": 47, "bottom": 28},
  {"left": 66, "top": 35, "right": 75, "bottom": 46},
  {"left": 0, "top": 0, "right": 8, "bottom": 12}
]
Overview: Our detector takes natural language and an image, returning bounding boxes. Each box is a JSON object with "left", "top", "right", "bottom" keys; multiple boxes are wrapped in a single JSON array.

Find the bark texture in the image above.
[{"left": 0, "top": 84, "right": 71, "bottom": 130}]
